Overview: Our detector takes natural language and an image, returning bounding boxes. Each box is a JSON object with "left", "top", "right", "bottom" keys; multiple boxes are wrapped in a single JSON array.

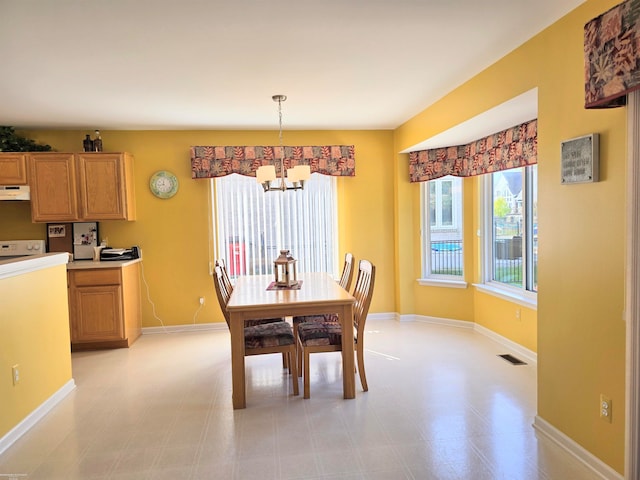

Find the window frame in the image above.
[
  {"left": 210, "top": 173, "right": 339, "bottom": 280},
  {"left": 478, "top": 165, "right": 537, "bottom": 308},
  {"left": 420, "top": 175, "right": 465, "bottom": 287}
]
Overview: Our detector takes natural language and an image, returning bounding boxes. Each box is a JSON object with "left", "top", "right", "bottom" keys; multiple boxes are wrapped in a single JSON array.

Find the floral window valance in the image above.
[
  {"left": 408, "top": 119, "right": 537, "bottom": 183},
  {"left": 585, "top": 0, "right": 640, "bottom": 109},
  {"left": 190, "top": 145, "right": 355, "bottom": 179}
]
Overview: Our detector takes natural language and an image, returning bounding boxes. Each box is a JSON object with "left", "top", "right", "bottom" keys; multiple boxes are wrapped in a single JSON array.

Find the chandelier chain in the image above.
[
  {"left": 256, "top": 94, "right": 308, "bottom": 192},
  {"left": 278, "top": 96, "right": 284, "bottom": 177}
]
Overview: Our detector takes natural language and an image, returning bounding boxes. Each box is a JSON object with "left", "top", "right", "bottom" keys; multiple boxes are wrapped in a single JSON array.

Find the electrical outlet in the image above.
[
  {"left": 199, "top": 297, "right": 205, "bottom": 305},
  {"left": 515, "top": 308, "right": 521, "bottom": 320},
  {"left": 600, "top": 394, "right": 612, "bottom": 423},
  {"left": 208, "top": 261, "right": 214, "bottom": 276},
  {"left": 11, "top": 365, "right": 20, "bottom": 386}
]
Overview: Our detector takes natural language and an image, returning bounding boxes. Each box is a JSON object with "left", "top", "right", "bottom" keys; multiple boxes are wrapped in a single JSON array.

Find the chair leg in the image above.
[
  {"left": 297, "top": 338, "right": 303, "bottom": 377},
  {"left": 289, "top": 350, "right": 299, "bottom": 396},
  {"left": 357, "top": 347, "right": 368, "bottom": 392},
  {"left": 293, "top": 323, "right": 300, "bottom": 373},
  {"left": 282, "top": 352, "right": 289, "bottom": 370},
  {"left": 303, "top": 349, "right": 311, "bottom": 399}
]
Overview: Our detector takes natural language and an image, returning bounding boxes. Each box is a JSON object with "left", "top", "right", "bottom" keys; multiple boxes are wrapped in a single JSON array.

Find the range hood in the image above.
[{"left": 0, "top": 185, "right": 30, "bottom": 200}]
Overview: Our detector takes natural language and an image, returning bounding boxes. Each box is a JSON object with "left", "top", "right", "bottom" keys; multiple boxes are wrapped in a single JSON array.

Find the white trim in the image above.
[
  {"left": 626, "top": 90, "right": 640, "bottom": 480},
  {"left": 396, "top": 313, "right": 414, "bottom": 322},
  {"left": 143, "top": 315, "right": 399, "bottom": 334},
  {"left": 418, "top": 278, "right": 468, "bottom": 289},
  {"left": 474, "top": 323, "right": 537, "bottom": 365},
  {"left": 365, "top": 312, "right": 397, "bottom": 322},
  {"left": 0, "top": 379, "right": 76, "bottom": 456},
  {"left": 142, "top": 322, "right": 228, "bottom": 335},
  {"left": 533, "top": 416, "right": 623, "bottom": 480},
  {"left": 420, "top": 177, "right": 464, "bottom": 280},
  {"left": 474, "top": 283, "right": 537, "bottom": 310},
  {"left": 409, "top": 314, "right": 537, "bottom": 364},
  {"left": 412, "top": 314, "right": 474, "bottom": 329}
]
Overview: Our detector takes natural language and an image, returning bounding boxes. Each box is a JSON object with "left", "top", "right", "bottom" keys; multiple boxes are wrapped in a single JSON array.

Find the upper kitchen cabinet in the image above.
[
  {"left": 28, "top": 152, "right": 136, "bottom": 222},
  {"left": 0, "top": 154, "right": 28, "bottom": 185},
  {"left": 76, "top": 153, "right": 136, "bottom": 221},
  {"left": 29, "top": 153, "right": 78, "bottom": 221}
]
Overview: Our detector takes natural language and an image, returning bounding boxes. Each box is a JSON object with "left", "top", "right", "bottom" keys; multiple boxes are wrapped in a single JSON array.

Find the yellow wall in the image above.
[
  {"left": 395, "top": 0, "right": 625, "bottom": 472},
  {"left": 0, "top": 0, "right": 629, "bottom": 471},
  {"left": 0, "top": 263, "right": 73, "bottom": 438},
  {"left": 0, "top": 130, "right": 396, "bottom": 328}
]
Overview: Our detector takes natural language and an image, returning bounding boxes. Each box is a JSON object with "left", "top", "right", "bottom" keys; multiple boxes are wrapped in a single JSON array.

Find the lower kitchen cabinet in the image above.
[{"left": 68, "top": 261, "right": 141, "bottom": 350}]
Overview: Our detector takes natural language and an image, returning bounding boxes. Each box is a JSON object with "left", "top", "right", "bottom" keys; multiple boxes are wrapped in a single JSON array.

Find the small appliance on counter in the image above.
[{"left": 100, "top": 246, "right": 140, "bottom": 261}]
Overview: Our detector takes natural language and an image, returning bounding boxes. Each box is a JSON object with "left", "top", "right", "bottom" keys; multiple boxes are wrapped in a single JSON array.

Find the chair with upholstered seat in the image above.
[
  {"left": 215, "top": 259, "right": 284, "bottom": 328},
  {"left": 296, "top": 259, "right": 375, "bottom": 398},
  {"left": 291, "top": 253, "right": 355, "bottom": 356},
  {"left": 213, "top": 265, "right": 299, "bottom": 396}
]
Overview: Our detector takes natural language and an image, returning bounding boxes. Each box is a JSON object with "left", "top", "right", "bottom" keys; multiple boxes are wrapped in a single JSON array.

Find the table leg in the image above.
[
  {"left": 340, "top": 304, "right": 355, "bottom": 399},
  {"left": 229, "top": 312, "right": 246, "bottom": 409}
]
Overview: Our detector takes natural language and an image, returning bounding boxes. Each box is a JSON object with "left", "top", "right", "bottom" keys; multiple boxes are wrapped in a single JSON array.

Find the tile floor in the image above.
[{"left": 0, "top": 320, "right": 604, "bottom": 479}]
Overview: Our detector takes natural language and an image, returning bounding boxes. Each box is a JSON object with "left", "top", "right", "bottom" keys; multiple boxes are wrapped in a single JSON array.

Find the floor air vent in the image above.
[{"left": 498, "top": 354, "right": 527, "bottom": 366}]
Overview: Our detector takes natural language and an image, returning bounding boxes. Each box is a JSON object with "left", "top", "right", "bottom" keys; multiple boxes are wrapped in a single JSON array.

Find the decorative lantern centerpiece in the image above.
[{"left": 274, "top": 249, "right": 298, "bottom": 287}]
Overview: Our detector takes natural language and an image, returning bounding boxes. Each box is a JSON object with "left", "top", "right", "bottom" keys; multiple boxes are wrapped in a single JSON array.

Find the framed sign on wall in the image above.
[{"left": 560, "top": 133, "right": 599, "bottom": 184}]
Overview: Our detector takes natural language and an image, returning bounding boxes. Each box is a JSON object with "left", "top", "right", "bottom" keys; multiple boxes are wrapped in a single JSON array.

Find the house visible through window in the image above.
[
  {"left": 483, "top": 165, "right": 537, "bottom": 293},
  {"left": 421, "top": 176, "right": 463, "bottom": 278},
  {"left": 211, "top": 173, "right": 338, "bottom": 279}
]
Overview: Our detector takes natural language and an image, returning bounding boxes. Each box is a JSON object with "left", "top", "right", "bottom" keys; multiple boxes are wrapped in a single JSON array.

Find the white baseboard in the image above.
[
  {"left": 142, "top": 322, "right": 227, "bottom": 335},
  {"left": 533, "top": 416, "right": 623, "bottom": 480},
  {"left": 366, "top": 312, "right": 397, "bottom": 322},
  {"left": 473, "top": 323, "right": 537, "bottom": 365},
  {"left": 0, "top": 379, "right": 76, "bottom": 456},
  {"left": 406, "top": 314, "right": 536, "bottom": 365},
  {"left": 143, "top": 316, "right": 399, "bottom": 334},
  {"left": 412, "top": 314, "right": 475, "bottom": 329}
]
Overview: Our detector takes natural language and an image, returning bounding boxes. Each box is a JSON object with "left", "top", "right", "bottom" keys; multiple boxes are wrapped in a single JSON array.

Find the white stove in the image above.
[{"left": 0, "top": 240, "right": 46, "bottom": 259}]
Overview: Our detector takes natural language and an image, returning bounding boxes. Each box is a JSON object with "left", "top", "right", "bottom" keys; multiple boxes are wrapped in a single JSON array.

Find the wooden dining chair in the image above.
[
  {"left": 291, "top": 253, "right": 355, "bottom": 352},
  {"left": 213, "top": 265, "right": 299, "bottom": 396},
  {"left": 337, "top": 252, "right": 355, "bottom": 291},
  {"left": 215, "top": 259, "right": 284, "bottom": 328},
  {"left": 296, "top": 259, "right": 375, "bottom": 399}
]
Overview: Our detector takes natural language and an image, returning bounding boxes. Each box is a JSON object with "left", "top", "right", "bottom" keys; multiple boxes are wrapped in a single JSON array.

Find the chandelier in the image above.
[{"left": 256, "top": 95, "right": 311, "bottom": 192}]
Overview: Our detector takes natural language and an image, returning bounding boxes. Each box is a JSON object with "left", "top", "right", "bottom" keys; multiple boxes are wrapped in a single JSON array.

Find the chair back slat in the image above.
[
  {"left": 352, "top": 259, "right": 375, "bottom": 338},
  {"left": 339, "top": 252, "right": 355, "bottom": 291},
  {"left": 213, "top": 264, "right": 232, "bottom": 327},
  {"left": 215, "top": 259, "right": 234, "bottom": 297}
]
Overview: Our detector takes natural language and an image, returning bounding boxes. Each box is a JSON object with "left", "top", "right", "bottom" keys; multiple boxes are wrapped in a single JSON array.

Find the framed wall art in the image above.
[{"left": 560, "top": 133, "right": 599, "bottom": 184}]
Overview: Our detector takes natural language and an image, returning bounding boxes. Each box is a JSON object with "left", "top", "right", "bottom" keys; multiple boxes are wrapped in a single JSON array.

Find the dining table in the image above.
[{"left": 226, "top": 272, "right": 356, "bottom": 409}]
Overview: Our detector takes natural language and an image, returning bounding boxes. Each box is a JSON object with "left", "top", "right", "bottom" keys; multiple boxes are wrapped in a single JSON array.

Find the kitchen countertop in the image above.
[
  {"left": 0, "top": 253, "right": 142, "bottom": 278},
  {"left": 0, "top": 252, "right": 69, "bottom": 280},
  {"left": 67, "top": 257, "right": 142, "bottom": 270}
]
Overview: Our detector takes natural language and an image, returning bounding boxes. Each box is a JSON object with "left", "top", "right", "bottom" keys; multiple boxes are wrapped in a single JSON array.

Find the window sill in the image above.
[
  {"left": 473, "top": 283, "right": 537, "bottom": 310},
  {"left": 418, "top": 278, "right": 468, "bottom": 289}
]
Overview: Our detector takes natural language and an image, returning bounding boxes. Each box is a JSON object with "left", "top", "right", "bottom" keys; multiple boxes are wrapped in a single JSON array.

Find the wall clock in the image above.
[{"left": 149, "top": 170, "right": 179, "bottom": 199}]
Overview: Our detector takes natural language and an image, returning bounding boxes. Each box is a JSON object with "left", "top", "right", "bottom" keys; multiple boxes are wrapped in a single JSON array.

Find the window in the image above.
[
  {"left": 482, "top": 165, "right": 537, "bottom": 293},
  {"left": 421, "top": 176, "right": 463, "bottom": 278},
  {"left": 211, "top": 173, "right": 338, "bottom": 279}
]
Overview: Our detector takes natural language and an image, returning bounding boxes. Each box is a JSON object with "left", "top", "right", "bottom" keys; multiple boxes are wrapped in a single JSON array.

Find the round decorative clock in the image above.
[{"left": 149, "top": 170, "right": 179, "bottom": 199}]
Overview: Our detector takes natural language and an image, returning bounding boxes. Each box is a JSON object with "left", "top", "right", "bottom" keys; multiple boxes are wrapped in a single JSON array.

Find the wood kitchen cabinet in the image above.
[
  {"left": 0, "top": 153, "right": 28, "bottom": 185},
  {"left": 67, "top": 261, "right": 142, "bottom": 350},
  {"left": 28, "top": 152, "right": 136, "bottom": 222}
]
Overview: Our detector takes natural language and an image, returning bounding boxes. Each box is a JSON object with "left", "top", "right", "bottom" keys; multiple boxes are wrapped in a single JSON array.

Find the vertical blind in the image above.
[{"left": 212, "top": 173, "right": 338, "bottom": 279}]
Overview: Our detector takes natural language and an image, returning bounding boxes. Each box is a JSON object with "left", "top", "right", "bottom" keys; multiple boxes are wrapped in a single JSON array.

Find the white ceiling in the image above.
[{"left": 0, "top": 0, "right": 584, "bottom": 134}]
